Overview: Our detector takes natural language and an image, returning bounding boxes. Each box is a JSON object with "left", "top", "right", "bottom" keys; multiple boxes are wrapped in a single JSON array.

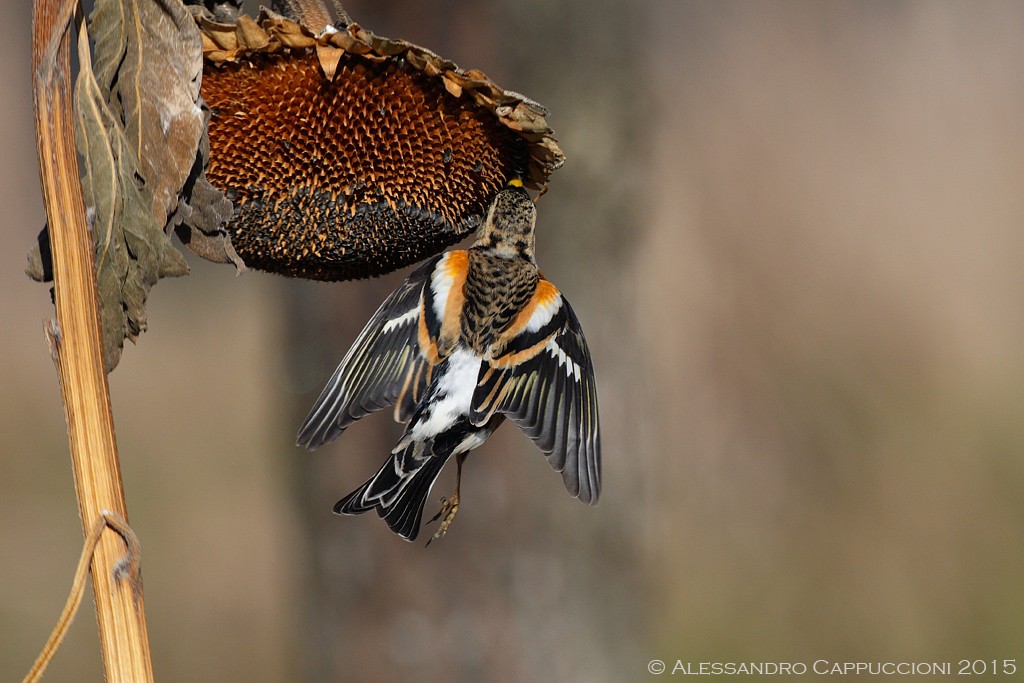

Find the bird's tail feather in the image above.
[{"left": 333, "top": 438, "right": 451, "bottom": 541}]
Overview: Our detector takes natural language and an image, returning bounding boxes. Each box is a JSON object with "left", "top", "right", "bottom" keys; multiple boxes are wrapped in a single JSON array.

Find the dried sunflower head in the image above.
[{"left": 193, "top": 8, "right": 564, "bottom": 281}]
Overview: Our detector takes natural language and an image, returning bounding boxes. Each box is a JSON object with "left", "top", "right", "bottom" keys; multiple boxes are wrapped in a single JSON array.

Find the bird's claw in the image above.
[{"left": 425, "top": 493, "right": 460, "bottom": 546}]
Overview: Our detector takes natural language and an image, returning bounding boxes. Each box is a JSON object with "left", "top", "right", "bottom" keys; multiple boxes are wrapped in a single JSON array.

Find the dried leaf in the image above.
[
  {"left": 170, "top": 116, "right": 240, "bottom": 268},
  {"left": 76, "top": 33, "right": 189, "bottom": 370},
  {"left": 48, "top": 0, "right": 210, "bottom": 373},
  {"left": 73, "top": 0, "right": 216, "bottom": 370},
  {"left": 91, "top": 0, "right": 206, "bottom": 223},
  {"left": 27, "top": 0, "right": 240, "bottom": 370}
]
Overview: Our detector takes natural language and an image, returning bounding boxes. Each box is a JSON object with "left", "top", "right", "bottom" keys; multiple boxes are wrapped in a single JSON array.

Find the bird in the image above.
[{"left": 296, "top": 179, "right": 600, "bottom": 542}]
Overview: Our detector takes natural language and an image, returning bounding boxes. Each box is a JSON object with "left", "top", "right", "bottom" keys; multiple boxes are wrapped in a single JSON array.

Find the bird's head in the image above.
[{"left": 472, "top": 179, "right": 537, "bottom": 262}]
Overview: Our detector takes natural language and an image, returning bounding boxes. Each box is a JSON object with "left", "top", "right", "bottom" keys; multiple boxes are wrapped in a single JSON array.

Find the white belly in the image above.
[{"left": 407, "top": 349, "right": 481, "bottom": 440}]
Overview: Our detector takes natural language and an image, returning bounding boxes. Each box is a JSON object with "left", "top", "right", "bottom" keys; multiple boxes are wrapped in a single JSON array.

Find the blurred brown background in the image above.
[{"left": 3, "top": 1, "right": 1023, "bottom": 681}]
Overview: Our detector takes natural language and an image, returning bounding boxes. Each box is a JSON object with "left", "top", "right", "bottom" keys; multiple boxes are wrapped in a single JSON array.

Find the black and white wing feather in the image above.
[
  {"left": 296, "top": 256, "right": 440, "bottom": 449},
  {"left": 471, "top": 290, "right": 601, "bottom": 504}
]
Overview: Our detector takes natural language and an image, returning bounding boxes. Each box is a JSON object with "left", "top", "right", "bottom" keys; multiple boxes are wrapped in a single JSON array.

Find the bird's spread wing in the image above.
[
  {"left": 471, "top": 281, "right": 601, "bottom": 504},
  {"left": 296, "top": 256, "right": 442, "bottom": 449}
]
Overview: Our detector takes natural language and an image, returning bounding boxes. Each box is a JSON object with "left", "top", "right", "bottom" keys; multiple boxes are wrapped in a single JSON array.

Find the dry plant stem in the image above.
[
  {"left": 273, "top": 0, "right": 333, "bottom": 32},
  {"left": 31, "top": 1, "right": 154, "bottom": 681},
  {"left": 23, "top": 512, "right": 140, "bottom": 683}
]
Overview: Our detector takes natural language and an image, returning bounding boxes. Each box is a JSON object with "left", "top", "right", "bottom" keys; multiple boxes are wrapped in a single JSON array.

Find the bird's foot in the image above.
[{"left": 426, "top": 493, "right": 460, "bottom": 546}]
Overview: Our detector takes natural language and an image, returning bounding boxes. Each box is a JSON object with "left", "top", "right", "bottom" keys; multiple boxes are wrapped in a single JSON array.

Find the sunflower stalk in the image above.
[
  {"left": 30, "top": 0, "right": 154, "bottom": 680},
  {"left": 271, "top": 0, "right": 337, "bottom": 31}
]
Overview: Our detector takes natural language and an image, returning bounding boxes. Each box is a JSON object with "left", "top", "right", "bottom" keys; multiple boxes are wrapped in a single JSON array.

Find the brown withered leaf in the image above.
[
  {"left": 169, "top": 106, "right": 240, "bottom": 268},
  {"left": 92, "top": 0, "right": 207, "bottom": 223},
  {"left": 76, "top": 23, "right": 188, "bottom": 370},
  {"left": 28, "top": 0, "right": 211, "bottom": 372}
]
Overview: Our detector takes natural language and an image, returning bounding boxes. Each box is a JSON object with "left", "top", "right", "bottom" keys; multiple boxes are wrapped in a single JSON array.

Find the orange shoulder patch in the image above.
[
  {"left": 532, "top": 279, "right": 560, "bottom": 309},
  {"left": 443, "top": 250, "right": 469, "bottom": 279},
  {"left": 501, "top": 278, "right": 561, "bottom": 342},
  {"left": 436, "top": 251, "right": 469, "bottom": 356}
]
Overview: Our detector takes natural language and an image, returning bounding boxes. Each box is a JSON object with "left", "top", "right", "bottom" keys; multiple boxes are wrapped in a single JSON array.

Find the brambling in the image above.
[{"left": 297, "top": 179, "right": 600, "bottom": 542}]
